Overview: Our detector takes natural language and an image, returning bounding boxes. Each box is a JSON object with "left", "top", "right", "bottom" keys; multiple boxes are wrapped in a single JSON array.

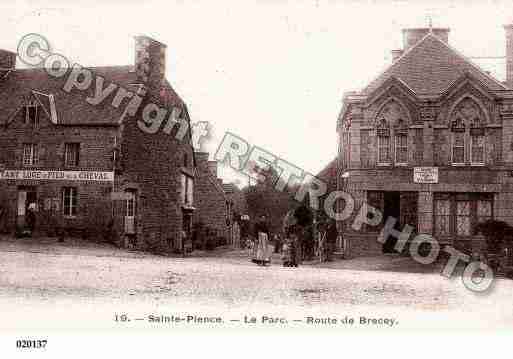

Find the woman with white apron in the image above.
[{"left": 252, "top": 215, "right": 272, "bottom": 266}]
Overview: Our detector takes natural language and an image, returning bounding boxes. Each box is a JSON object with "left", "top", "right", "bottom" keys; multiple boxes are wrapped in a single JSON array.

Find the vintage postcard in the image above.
[{"left": 1, "top": 0, "right": 512, "bottom": 357}]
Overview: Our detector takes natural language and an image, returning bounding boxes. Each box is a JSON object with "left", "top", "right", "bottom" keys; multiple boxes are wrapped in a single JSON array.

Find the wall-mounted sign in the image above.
[
  {"left": 0, "top": 170, "right": 114, "bottom": 182},
  {"left": 413, "top": 167, "right": 438, "bottom": 184}
]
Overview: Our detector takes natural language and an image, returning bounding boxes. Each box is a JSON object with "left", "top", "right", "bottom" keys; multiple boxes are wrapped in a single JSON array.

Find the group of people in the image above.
[{"left": 249, "top": 214, "right": 337, "bottom": 268}]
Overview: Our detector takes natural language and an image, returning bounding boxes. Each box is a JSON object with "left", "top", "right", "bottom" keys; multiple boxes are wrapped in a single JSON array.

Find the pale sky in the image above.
[{"left": 1, "top": 0, "right": 513, "bottom": 185}]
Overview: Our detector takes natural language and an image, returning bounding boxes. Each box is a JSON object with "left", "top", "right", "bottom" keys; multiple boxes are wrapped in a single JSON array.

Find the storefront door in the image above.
[
  {"left": 17, "top": 186, "right": 37, "bottom": 229},
  {"left": 382, "top": 191, "right": 400, "bottom": 253},
  {"left": 400, "top": 192, "right": 418, "bottom": 232},
  {"left": 124, "top": 190, "right": 136, "bottom": 234}
]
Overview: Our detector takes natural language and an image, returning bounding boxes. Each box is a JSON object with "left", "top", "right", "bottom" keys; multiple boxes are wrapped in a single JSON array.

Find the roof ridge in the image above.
[
  {"left": 362, "top": 31, "right": 509, "bottom": 95},
  {"left": 426, "top": 32, "right": 509, "bottom": 90},
  {"left": 362, "top": 31, "right": 434, "bottom": 93}
]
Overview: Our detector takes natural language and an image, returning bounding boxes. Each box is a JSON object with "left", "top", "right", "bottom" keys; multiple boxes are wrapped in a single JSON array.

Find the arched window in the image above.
[
  {"left": 394, "top": 119, "right": 408, "bottom": 165},
  {"left": 449, "top": 98, "right": 486, "bottom": 166},
  {"left": 375, "top": 99, "right": 410, "bottom": 166},
  {"left": 470, "top": 117, "right": 485, "bottom": 165},
  {"left": 451, "top": 117, "right": 465, "bottom": 165},
  {"left": 377, "top": 118, "right": 391, "bottom": 164}
]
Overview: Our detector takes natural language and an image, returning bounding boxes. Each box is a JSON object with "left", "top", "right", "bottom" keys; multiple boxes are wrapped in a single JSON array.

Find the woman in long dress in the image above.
[{"left": 252, "top": 215, "right": 271, "bottom": 266}]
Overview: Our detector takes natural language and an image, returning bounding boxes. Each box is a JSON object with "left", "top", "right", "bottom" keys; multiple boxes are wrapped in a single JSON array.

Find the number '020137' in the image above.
[{"left": 16, "top": 339, "right": 48, "bottom": 349}]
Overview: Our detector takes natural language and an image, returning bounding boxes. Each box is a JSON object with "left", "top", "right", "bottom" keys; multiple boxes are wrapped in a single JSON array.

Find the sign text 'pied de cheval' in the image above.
[
  {"left": 413, "top": 167, "right": 439, "bottom": 184},
  {"left": 0, "top": 169, "right": 114, "bottom": 182}
]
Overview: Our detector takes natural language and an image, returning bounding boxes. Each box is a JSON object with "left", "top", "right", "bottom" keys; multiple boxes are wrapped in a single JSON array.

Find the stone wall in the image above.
[{"left": 193, "top": 152, "right": 229, "bottom": 240}]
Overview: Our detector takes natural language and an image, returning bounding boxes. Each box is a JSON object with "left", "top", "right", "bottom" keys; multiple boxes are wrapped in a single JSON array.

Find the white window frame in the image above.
[
  {"left": 394, "top": 131, "right": 408, "bottom": 166},
  {"left": 23, "top": 143, "right": 38, "bottom": 166},
  {"left": 126, "top": 192, "right": 136, "bottom": 218},
  {"left": 377, "top": 134, "right": 391, "bottom": 166},
  {"left": 181, "top": 173, "right": 194, "bottom": 206},
  {"left": 124, "top": 190, "right": 136, "bottom": 234},
  {"left": 62, "top": 187, "right": 78, "bottom": 217},
  {"left": 64, "top": 143, "right": 80, "bottom": 167},
  {"left": 470, "top": 132, "right": 485, "bottom": 166},
  {"left": 451, "top": 130, "right": 466, "bottom": 166}
]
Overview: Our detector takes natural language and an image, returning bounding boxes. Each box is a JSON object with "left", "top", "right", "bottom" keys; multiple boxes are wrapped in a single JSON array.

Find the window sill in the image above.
[
  {"left": 451, "top": 163, "right": 466, "bottom": 167},
  {"left": 377, "top": 163, "right": 392, "bottom": 167},
  {"left": 394, "top": 163, "right": 408, "bottom": 167},
  {"left": 63, "top": 216, "right": 78, "bottom": 219},
  {"left": 470, "top": 163, "right": 485, "bottom": 167}
]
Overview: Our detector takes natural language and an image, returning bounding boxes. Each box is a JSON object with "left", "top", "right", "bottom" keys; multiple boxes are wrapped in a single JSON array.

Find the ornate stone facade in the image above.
[{"left": 336, "top": 27, "right": 513, "bottom": 258}]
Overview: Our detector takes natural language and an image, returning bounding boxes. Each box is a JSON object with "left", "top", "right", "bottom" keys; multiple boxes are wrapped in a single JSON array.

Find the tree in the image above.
[{"left": 242, "top": 163, "right": 296, "bottom": 234}]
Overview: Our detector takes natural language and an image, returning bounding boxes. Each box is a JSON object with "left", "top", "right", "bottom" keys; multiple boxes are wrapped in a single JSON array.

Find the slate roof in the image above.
[
  {"left": 362, "top": 32, "right": 508, "bottom": 96},
  {"left": 0, "top": 65, "right": 186, "bottom": 126},
  {"left": 472, "top": 57, "right": 507, "bottom": 84}
]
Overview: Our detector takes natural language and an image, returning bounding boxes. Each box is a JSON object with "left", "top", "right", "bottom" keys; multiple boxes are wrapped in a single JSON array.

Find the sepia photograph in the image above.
[{"left": 1, "top": 0, "right": 512, "bottom": 356}]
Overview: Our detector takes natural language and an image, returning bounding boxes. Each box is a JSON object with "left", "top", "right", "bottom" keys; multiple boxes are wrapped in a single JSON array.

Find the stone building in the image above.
[
  {"left": 337, "top": 25, "right": 513, "bottom": 258},
  {"left": 193, "top": 152, "right": 230, "bottom": 242},
  {"left": 0, "top": 36, "right": 196, "bottom": 253}
]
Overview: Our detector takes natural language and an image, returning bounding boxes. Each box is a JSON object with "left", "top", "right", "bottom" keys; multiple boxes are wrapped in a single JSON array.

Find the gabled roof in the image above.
[
  {"left": 362, "top": 32, "right": 508, "bottom": 96},
  {"left": 0, "top": 66, "right": 186, "bottom": 126}
]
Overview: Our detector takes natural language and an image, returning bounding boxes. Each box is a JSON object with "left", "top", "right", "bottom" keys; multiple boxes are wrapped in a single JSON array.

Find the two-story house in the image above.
[
  {"left": 0, "top": 36, "right": 196, "bottom": 253},
  {"left": 337, "top": 25, "right": 513, "bottom": 258}
]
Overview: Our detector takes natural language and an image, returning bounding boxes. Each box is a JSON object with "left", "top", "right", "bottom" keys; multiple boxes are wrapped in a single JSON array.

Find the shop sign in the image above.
[
  {"left": 0, "top": 169, "right": 114, "bottom": 182},
  {"left": 413, "top": 167, "right": 438, "bottom": 184}
]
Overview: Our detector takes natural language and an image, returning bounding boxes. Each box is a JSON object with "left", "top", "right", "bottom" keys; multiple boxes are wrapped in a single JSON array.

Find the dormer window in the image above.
[{"left": 25, "top": 102, "right": 39, "bottom": 127}]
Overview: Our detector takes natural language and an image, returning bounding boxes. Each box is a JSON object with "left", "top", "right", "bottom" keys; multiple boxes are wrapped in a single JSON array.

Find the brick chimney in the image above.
[
  {"left": 208, "top": 161, "right": 218, "bottom": 178},
  {"left": 0, "top": 49, "right": 16, "bottom": 69},
  {"left": 505, "top": 24, "right": 513, "bottom": 88},
  {"left": 134, "top": 36, "right": 167, "bottom": 89},
  {"left": 402, "top": 28, "right": 450, "bottom": 51}
]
